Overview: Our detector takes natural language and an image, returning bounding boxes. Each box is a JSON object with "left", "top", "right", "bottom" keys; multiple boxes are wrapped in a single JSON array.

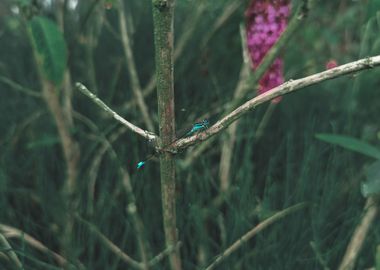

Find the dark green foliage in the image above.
[
  {"left": 1, "top": 1, "right": 380, "bottom": 269},
  {"left": 28, "top": 16, "right": 67, "bottom": 85},
  {"left": 315, "top": 134, "right": 380, "bottom": 160}
]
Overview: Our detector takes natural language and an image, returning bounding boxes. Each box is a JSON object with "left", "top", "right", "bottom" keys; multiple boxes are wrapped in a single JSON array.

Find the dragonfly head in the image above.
[{"left": 202, "top": 119, "right": 209, "bottom": 128}]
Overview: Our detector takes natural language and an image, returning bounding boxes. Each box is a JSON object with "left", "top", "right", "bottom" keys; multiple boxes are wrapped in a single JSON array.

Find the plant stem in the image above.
[
  {"left": 0, "top": 232, "right": 23, "bottom": 269},
  {"left": 338, "top": 197, "right": 378, "bottom": 270},
  {"left": 152, "top": 1, "right": 182, "bottom": 270},
  {"left": 204, "top": 202, "right": 308, "bottom": 270},
  {"left": 118, "top": 0, "right": 155, "bottom": 132}
]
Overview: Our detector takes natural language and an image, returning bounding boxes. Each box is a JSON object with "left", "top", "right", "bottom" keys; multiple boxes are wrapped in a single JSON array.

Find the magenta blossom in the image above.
[
  {"left": 246, "top": 0, "right": 291, "bottom": 103},
  {"left": 326, "top": 59, "right": 338, "bottom": 70}
]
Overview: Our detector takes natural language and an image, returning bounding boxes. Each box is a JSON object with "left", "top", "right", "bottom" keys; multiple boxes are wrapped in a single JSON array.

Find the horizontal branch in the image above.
[
  {"left": 204, "top": 202, "right": 308, "bottom": 270},
  {"left": 172, "top": 55, "right": 380, "bottom": 150},
  {"left": 75, "top": 82, "right": 157, "bottom": 141},
  {"left": 0, "top": 75, "right": 42, "bottom": 98}
]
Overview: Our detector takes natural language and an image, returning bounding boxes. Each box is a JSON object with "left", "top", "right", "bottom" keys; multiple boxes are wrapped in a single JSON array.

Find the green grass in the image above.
[{"left": 1, "top": 0, "right": 380, "bottom": 269}]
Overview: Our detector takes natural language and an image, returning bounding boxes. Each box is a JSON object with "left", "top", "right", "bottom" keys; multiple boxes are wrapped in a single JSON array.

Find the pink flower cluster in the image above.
[{"left": 246, "top": 0, "right": 290, "bottom": 103}]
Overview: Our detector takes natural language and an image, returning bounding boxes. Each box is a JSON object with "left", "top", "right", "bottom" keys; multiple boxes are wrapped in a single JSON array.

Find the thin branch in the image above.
[
  {"left": 254, "top": 102, "right": 277, "bottom": 140},
  {"left": 310, "top": 241, "right": 330, "bottom": 270},
  {"left": 75, "top": 213, "right": 181, "bottom": 270},
  {"left": 201, "top": 0, "right": 242, "bottom": 47},
  {"left": 0, "top": 75, "right": 42, "bottom": 98},
  {"left": 74, "top": 110, "right": 151, "bottom": 268},
  {"left": 108, "top": 144, "right": 151, "bottom": 269},
  {"left": 180, "top": 138, "right": 215, "bottom": 168},
  {"left": 86, "top": 125, "right": 127, "bottom": 214},
  {"left": 121, "top": 0, "right": 206, "bottom": 112},
  {"left": 338, "top": 196, "right": 378, "bottom": 270},
  {"left": 219, "top": 24, "right": 251, "bottom": 192},
  {"left": 75, "top": 215, "right": 144, "bottom": 270},
  {"left": 0, "top": 224, "right": 68, "bottom": 266},
  {"left": 118, "top": 0, "right": 155, "bottom": 132},
  {"left": 75, "top": 82, "right": 157, "bottom": 141},
  {"left": 148, "top": 242, "right": 182, "bottom": 267},
  {"left": 174, "top": 1, "right": 206, "bottom": 60},
  {"left": 41, "top": 81, "right": 80, "bottom": 194},
  {"left": 172, "top": 55, "right": 380, "bottom": 151},
  {"left": 0, "top": 232, "right": 23, "bottom": 269},
  {"left": 80, "top": 0, "right": 102, "bottom": 33},
  {"left": 78, "top": 199, "right": 178, "bottom": 269},
  {"left": 204, "top": 202, "right": 308, "bottom": 270}
]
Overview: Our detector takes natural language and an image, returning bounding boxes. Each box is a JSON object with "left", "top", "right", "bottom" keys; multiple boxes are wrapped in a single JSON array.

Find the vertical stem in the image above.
[
  {"left": 219, "top": 25, "right": 250, "bottom": 192},
  {"left": 338, "top": 197, "right": 378, "bottom": 270},
  {"left": 152, "top": 1, "right": 181, "bottom": 269},
  {"left": 27, "top": 17, "right": 80, "bottom": 267},
  {"left": 118, "top": 0, "right": 155, "bottom": 131}
]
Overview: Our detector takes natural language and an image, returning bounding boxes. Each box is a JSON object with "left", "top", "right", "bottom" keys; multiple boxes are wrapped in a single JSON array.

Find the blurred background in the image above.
[{"left": 1, "top": 0, "right": 380, "bottom": 269}]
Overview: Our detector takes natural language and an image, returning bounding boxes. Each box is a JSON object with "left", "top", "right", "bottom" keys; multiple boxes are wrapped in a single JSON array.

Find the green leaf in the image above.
[
  {"left": 367, "top": 0, "right": 380, "bottom": 19},
  {"left": 361, "top": 160, "right": 380, "bottom": 197},
  {"left": 28, "top": 16, "right": 67, "bottom": 85},
  {"left": 315, "top": 133, "right": 380, "bottom": 159}
]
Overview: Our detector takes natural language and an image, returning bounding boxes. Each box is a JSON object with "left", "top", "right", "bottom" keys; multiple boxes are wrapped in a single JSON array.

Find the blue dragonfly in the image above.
[
  {"left": 185, "top": 119, "right": 209, "bottom": 136},
  {"left": 135, "top": 119, "right": 209, "bottom": 170}
]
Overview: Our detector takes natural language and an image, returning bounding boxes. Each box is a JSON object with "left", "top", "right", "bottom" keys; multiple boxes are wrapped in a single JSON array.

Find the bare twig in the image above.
[
  {"left": 201, "top": 0, "right": 242, "bottom": 47},
  {"left": 310, "top": 241, "right": 330, "bottom": 270},
  {"left": 174, "top": 1, "right": 206, "bottom": 60},
  {"left": 148, "top": 242, "right": 182, "bottom": 267},
  {"left": 78, "top": 201, "right": 178, "bottom": 269},
  {"left": 121, "top": 0, "right": 206, "bottom": 112},
  {"left": 0, "top": 232, "right": 23, "bottom": 269},
  {"left": 172, "top": 55, "right": 380, "bottom": 151},
  {"left": 204, "top": 202, "right": 308, "bottom": 270},
  {"left": 218, "top": 24, "right": 251, "bottom": 192},
  {"left": 338, "top": 196, "right": 378, "bottom": 270},
  {"left": 180, "top": 138, "right": 215, "bottom": 168},
  {"left": 61, "top": 71, "right": 75, "bottom": 129},
  {"left": 0, "top": 224, "right": 68, "bottom": 266},
  {"left": 73, "top": 111, "right": 151, "bottom": 267},
  {"left": 108, "top": 143, "right": 151, "bottom": 269},
  {"left": 41, "top": 81, "right": 80, "bottom": 194},
  {"left": 28, "top": 10, "right": 81, "bottom": 260},
  {"left": 254, "top": 102, "right": 277, "bottom": 140},
  {"left": 118, "top": 0, "right": 155, "bottom": 132},
  {"left": 75, "top": 215, "right": 144, "bottom": 269},
  {"left": 0, "top": 75, "right": 42, "bottom": 98},
  {"left": 75, "top": 82, "right": 157, "bottom": 141},
  {"left": 86, "top": 125, "right": 127, "bottom": 214}
]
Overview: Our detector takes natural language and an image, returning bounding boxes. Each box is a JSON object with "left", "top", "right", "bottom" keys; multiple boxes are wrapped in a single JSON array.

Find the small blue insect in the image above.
[
  {"left": 185, "top": 119, "right": 209, "bottom": 136},
  {"left": 136, "top": 161, "right": 146, "bottom": 169},
  {"left": 136, "top": 153, "right": 155, "bottom": 170},
  {"left": 135, "top": 119, "right": 210, "bottom": 171}
]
